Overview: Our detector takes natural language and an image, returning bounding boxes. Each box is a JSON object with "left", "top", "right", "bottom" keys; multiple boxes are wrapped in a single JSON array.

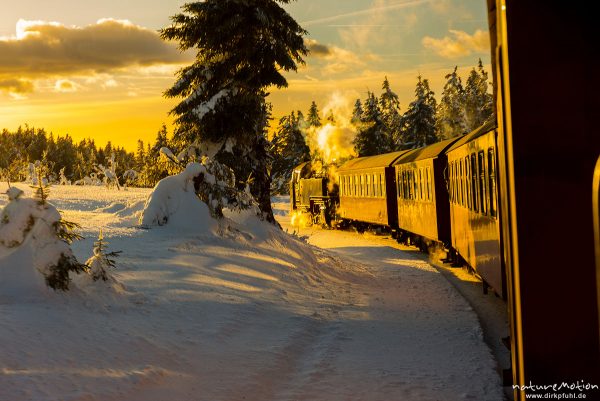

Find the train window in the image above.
[
  {"left": 453, "top": 161, "right": 457, "bottom": 205},
  {"left": 478, "top": 151, "right": 487, "bottom": 215},
  {"left": 470, "top": 154, "right": 478, "bottom": 212},
  {"left": 488, "top": 148, "right": 497, "bottom": 217},
  {"left": 450, "top": 161, "right": 455, "bottom": 204},
  {"left": 400, "top": 171, "right": 405, "bottom": 198},
  {"left": 373, "top": 173, "right": 377, "bottom": 197},
  {"left": 366, "top": 174, "right": 370, "bottom": 197},
  {"left": 458, "top": 159, "right": 465, "bottom": 206},
  {"left": 425, "top": 167, "right": 431, "bottom": 201},
  {"left": 449, "top": 162, "right": 454, "bottom": 204},
  {"left": 465, "top": 157, "right": 471, "bottom": 209},
  {"left": 380, "top": 174, "right": 385, "bottom": 197},
  {"left": 416, "top": 169, "right": 420, "bottom": 200}
]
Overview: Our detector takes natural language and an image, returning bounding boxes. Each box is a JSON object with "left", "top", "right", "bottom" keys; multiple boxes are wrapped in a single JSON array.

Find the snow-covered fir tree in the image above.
[
  {"left": 306, "top": 101, "right": 322, "bottom": 128},
  {"left": 379, "top": 77, "right": 402, "bottom": 148},
  {"left": 353, "top": 92, "right": 392, "bottom": 157},
  {"left": 160, "top": 0, "right": 307, "bottom": 224},
  {"left": 436, "top": 66, "right": 467, "bottom": 139},
  {"left": 85, "top": 230, "right": 120, "bottom": 282},
  {"left": 0, "top": 170, "right": 85, "bottom": 291},
  {"left": 270, "top": 111, "right": 310, "bottom": 194},
  {"left": 464, "top": 59, "right": 494, "bottom": 131},
  {"left": 401, "top": 76, "right": 438, "bottom": 148}
]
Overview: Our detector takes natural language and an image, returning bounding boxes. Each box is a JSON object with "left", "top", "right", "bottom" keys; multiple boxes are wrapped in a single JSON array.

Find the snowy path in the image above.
[{"left": 0, "top": 186, "right": 502, "bottom": 401}]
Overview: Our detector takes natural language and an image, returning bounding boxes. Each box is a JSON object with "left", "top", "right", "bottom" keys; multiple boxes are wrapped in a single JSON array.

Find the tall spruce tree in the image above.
[
  {"left": 353, "top": 92, "right": 392, "bottom": 157},
  {"left": 306, "top": 101, "right": 322, "bottom": 128},
  {"left": 270, "top": 111, "right": 310, "bottom": 194},
  {"left": 379, "top": 77, "right": 402, "bottom": 149},
  {"left": 436, "top": 66, "right": 466, "bottom": 139},
  {"left": 160, "top": 0, "right": 307, "bottom": 223},
  {"left": 401, "top": 76, "right": 438, "bottom": 148},
  {"left": 464, "top": 59, "right": 493, "bottom": 131}
]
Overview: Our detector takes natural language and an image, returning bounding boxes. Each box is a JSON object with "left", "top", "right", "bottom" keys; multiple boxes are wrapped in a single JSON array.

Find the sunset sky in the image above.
[{"left": 0, "top": 0, "right": 490, "bottom": 150}]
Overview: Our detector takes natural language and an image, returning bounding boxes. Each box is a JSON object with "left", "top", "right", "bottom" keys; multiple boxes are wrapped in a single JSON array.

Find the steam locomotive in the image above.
[{"left": 290, "top": 120, "right": 503, "bottom": 295}]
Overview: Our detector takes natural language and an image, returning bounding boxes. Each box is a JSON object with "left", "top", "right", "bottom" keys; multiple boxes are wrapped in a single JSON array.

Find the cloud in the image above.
[
  {"left": 422, "top": 29, "right": 490, "bottom": 59},
  {"left": 305, "top": 38, "right": 378, "bottom": 76},
  {"left": 54, "top": 79, "right": 79, "bottom": 93},
  {"left": 0, "top": 78, "right": 34, "bottom": 94},
  {"left": 305, "top": 39, "right": 331, "bottom": 57},
  {"left": 0, "top": 18, "right": 191, "bottom": 78},
  {"left": 335, "top": 0, "right": 424, "bottom": 51}
]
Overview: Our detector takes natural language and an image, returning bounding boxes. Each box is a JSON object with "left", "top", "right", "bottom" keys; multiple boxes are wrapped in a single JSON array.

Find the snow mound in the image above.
[
  {"left": 0, "top": 239, "right": 51, "bottom": 302},
  {"left": 95, "top": 202, "right": 127, "bottom": 214},
  {"left": 140, "top": 162, "right": 216, "bottom": 233}
]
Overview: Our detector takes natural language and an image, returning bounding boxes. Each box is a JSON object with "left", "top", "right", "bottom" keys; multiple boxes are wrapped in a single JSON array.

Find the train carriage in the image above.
[
  {"left": 445, "top": 120, "right": 504, "bottom": 297},
  {"left": 337, "top": 151, "right": 409, "bottom": 228},
  {"left": 393, "top": 138, "right": 460, "bottom": 245}
]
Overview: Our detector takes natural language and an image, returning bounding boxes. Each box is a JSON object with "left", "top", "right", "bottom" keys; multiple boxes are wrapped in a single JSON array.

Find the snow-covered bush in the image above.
[
  {"left": 85, "top": 230, "right": 120, "bottom": 282},
  {"left": 157, "top": 145, "right": 254, "bottom": 218},
  {"left": 59, "top": 167, "right": 70, "bottom": 185},
  {"left": 122, "top": 169, "right": 138, "bottom": 188},
  {"left": 94, "top": 153, "right": 121, "bottom": 190},
  {"left": 0, "top": 179, "right": 86, "bottom": 291},
  {"left": 140, "top": 162, "right": 212, "bottom": 227}
]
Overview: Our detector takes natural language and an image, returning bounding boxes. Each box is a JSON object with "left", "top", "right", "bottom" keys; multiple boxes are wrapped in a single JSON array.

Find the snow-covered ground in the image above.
[{"left": 0, "top": 184, "right": 503, "bottom": 401}]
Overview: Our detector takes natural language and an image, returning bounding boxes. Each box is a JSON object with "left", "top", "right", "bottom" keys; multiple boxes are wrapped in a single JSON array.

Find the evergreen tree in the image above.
[
  {"left": 464, "top": 59, "right": 494, "bottom": 131},
  {"left": 160, "top": 0, "right": 307, "bottom": 223},
  {"left": 353, "top": 92, "right": 392, "bottom": 157},
  {"left": 270, "top": 111, "right": 310, "bottom": 194},
  {"left": 436, "top": 66, "right": 466, "bottom": 139},
  {"left": 306, "top": 101, "right": 321, "bottom": 128},
  {"left": 86, "top": 230, "right": 120, "bottom": 282},
  {"left": 379, "top": 77, "right": 402, "bottom": 149},
  {"left": 135, "top": 140, "right": 146, "bottom": 171},
  {"left": 351, "top": 99, "right": 363, "bottom": 125},
  {"left": 142, "top": 124, "right": 174, "bottom": 186},
  {"left": 401, "top": 76, "right": 438, "bottom": 148}
]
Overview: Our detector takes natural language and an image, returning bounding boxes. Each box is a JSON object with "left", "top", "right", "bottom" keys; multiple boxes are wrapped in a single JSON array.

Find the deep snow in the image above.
[{"left": 0, "top": 184, "right": 503, "bottom": 401}]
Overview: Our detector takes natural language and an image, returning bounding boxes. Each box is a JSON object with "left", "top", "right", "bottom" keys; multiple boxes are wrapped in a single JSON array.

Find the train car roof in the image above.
[
  {"left": 445, "top": 119, "right": 497, "bottom": 153},
  {"left": 337, "top": 150, "right": 410, "bottom": 172},
  {"left": 393, "top": 137, "right": 460, "bottom": 164}
]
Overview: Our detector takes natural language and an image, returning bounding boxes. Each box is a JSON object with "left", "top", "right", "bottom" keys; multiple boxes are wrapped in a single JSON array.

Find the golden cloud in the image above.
[
  {"left": 0, "top": 78, "right": 34, "bottom": 94},
  {"left": 0, "top": 18, "right": 191, "bottom": 78},
  {"left": 304, "top": 38, "right": 378, "bottom": 76},
  {"left": 422, "top": 29, "right": 490, "bottom": 59},
  {"left": 54, "top": 79, "right": 78, "bottom": 93}
]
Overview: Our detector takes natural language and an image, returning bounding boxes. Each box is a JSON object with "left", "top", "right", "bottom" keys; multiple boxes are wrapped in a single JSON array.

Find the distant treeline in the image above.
[{"left": 0, "top": 124, "right": 178, "bottom": 188}]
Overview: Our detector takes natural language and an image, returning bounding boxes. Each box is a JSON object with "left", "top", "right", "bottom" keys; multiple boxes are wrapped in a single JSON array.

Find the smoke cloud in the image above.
[{"left": 305, "top": 92, "right": 358, "bottom": 166}]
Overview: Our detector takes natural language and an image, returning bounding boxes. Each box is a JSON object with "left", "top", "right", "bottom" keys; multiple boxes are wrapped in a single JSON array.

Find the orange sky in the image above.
[{"left": 0, "top": 1, "right": 491, "bottom": 151}]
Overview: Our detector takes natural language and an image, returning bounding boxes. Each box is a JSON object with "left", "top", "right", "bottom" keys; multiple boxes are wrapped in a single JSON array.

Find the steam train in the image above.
[
  {"left": 290, "top": 120, "right": 504, "bottom": 296},
  {"left": 293, "top": 2, "right": 600, "bottom": 396}
]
